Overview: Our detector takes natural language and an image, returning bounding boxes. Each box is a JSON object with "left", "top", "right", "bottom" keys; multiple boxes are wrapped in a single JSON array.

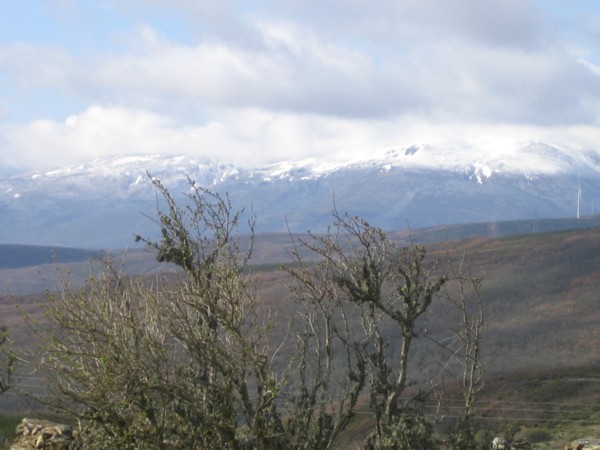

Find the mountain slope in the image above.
[
  {"left": 0, "top": 244, "right": 103, "bottom": 269},
  {"left": 2, "top": 142, "right": 600, "bottom": 248},
  {"left": 2, "top": 225, "right": 600, "bottom": 379}
]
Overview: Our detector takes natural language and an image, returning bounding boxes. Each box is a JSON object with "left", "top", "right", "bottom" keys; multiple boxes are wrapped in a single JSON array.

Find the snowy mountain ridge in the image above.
[
  {"left": 3, "top": 141, "right": 595, "bottom": 192},
  {"left": 1, "top": 142, "right": 600, "bottom": 248}
]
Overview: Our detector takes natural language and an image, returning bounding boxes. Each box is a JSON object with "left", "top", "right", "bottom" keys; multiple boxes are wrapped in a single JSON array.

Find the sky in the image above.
[{"left": 1, "top": 0, "right": 600, "bottom": 173}]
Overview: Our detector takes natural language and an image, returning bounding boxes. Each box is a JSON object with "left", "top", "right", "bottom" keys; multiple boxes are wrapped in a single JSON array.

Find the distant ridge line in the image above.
[{"left": 0, "top": 244, "right": 104, "bottom": 270}]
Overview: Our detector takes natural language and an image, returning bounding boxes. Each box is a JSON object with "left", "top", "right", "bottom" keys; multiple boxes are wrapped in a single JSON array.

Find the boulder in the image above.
[{"left": 10, "top": 418, "right": 77, "bottom": 450}]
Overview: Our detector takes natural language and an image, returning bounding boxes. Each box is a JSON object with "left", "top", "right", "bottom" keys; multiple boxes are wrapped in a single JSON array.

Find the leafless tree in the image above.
[
  {"left": 39, "top": 177, "right": 288, "bottom": 449},
  {"left": 40, "top": 267, "right": 185, "bottom": 448},
  {"left": 448, "top": 255, "right": 486, "bottom": 419},
  {"left": 430, "top": 247, "right": 487, "bottom": 450},
  {"left": 36, "top": 177, "right": 483, "bottom": 449},
  {"left": 284, "top": 233, "right": 367, "bottom": 448},
  {"left": 291, "top": 211, "right": 447, "bottom": 448}
]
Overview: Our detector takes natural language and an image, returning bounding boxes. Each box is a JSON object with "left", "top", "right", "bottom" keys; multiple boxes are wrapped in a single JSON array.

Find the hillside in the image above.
[
  {"left": 451, "top": 227, "right": 600, "bottom": 369},
  {"left": 3, "top": 144, "right": 600, "bottom": 248},
  {"left": 0, "top": 245, "right": 103, "bottom": 270},
  {"left": 1, "top": 225, "right": 600, "bottom": 424},
  {"left": 4, "top": 213, "right": 600, "bottom": 295},
  {"left": 399, "top": 213, "right": 600, "bottom": 243}
]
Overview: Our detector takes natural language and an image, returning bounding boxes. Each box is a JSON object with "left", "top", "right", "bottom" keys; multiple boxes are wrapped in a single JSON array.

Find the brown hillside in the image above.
[
  {"left": 1, "top": 226, "right": 600, "bottom": 416},
  {"left": 460, "top": 228, "right": 600, "bottom": 370}
]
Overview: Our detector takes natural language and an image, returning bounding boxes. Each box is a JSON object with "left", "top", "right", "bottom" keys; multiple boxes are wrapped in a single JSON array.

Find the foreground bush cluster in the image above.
[{"left": 5, "top": 178, "right": 487, "bottom": 449}]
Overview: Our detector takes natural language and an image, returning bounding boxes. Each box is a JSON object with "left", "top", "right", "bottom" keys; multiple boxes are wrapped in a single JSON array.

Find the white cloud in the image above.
[
  {"left": 1, "top": 105, "right": 323, "bottom": 170},
  {"left": 120, "top": 0, "right": 257, "bottom": 45},
  {"left": 4, "top": 9, "right": 598, "bottom": 125},
  {"left": 2, "top": 0, "right": 600, "bottom": 173},
  {"left": 0, "top": 44, "right": 74, "bottom": 90},
  {"left": 43, "top": 0, "right": 80, "bottom": 22},
  {"left": 579, "top": 58, "right": 600, "bottom": 76},
  {"left": 3, "top": 103, "right": 600, "bottom": 173},
  {"left": 86, "top": 20, "right": 382, "bottom": 114},
  {"left": 402, "top": 0, "right": 545, "bottom": 48},
  {"left": 0, "top": 99, "right": 9, "bottom": 118}
]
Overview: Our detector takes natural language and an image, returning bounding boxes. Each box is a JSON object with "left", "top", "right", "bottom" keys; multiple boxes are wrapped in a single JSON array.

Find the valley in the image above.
[{"left": 1, "top": 219, "right": 599, "bottom": 447}]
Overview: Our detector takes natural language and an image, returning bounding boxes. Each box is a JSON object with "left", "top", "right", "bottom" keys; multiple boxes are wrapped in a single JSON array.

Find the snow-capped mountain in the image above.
[{"left": 2, "top": 142, "right": 600, "bottom": 248}]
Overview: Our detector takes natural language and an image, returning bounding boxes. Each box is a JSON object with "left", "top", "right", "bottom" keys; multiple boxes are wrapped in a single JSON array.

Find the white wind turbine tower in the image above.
[{"left": 577, "top": 178, "right": 582, "bottom": 219}]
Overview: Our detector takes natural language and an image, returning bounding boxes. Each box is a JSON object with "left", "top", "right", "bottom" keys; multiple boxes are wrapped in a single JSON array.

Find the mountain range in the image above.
[{"left": 2, "top": 142, "right": 600, "bottom": 248}]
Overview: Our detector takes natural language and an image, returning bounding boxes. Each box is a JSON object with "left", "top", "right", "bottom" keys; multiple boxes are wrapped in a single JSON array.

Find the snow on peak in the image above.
[
  {"left": 2, "top": 142, "right": 600, "bottom": 204},
  {"left": 2, "top": 142, "right": 600, "bottom": 248}
]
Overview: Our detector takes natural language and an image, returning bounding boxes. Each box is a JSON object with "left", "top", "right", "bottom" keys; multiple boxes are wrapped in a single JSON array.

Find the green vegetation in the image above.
[
  {"left": 0, "top": 327, "right": 15, "bottom": 449},
  {"left": 0, "top": 325, "right": 13, "bottom": 397},
  {"left": 0, "top": 415, "right": 20, "bottom": 446}
]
